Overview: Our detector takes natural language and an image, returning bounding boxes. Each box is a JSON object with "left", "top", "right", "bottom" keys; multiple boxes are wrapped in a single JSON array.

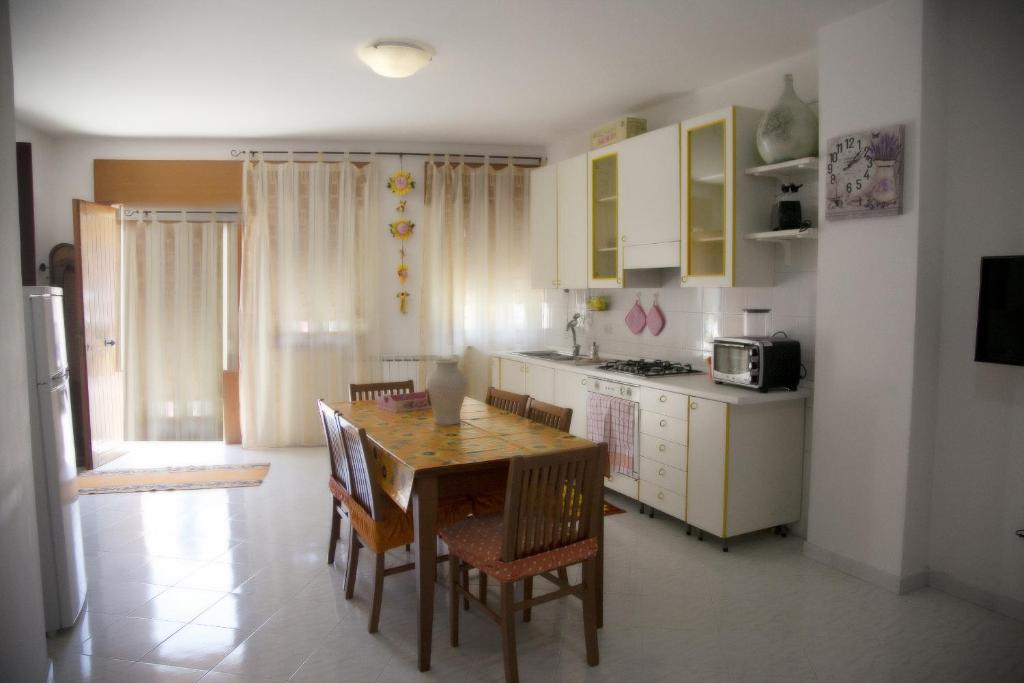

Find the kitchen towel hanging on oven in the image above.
[{"left": 586, "top": 393, "right": 636, "bottom": 476}]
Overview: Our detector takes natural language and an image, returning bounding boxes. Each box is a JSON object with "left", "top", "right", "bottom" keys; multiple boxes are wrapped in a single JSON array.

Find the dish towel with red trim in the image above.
[{"left": 586, "top": 392, "right": 636, "bottom": 476}]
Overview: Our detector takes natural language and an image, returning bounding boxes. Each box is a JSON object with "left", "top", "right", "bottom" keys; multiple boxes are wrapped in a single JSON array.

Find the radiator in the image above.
[{"left": 380, "top": 354, "right": 436, "bottom": 385}]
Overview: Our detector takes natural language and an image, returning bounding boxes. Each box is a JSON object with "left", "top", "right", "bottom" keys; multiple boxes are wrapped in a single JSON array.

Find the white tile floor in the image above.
[{"left": 49, "top": 442, "right": 1024, "bottom": 682}]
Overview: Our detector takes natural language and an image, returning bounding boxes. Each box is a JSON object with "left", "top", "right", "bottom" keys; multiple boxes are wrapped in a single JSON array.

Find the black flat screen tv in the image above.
[{"left": 974, "top": 255, "right": 1024, "bottom": 366}]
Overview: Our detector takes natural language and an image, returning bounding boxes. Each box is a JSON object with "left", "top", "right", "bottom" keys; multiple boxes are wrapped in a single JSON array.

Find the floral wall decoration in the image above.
[
  {"left": 387, "top": 169, "right": 415, "bottom": 196},
  {"left": 388, "top": 168, "right": 415, "bottom": 313}
]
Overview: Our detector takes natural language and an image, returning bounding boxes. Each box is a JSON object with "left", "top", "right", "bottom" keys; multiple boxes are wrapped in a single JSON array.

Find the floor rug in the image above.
[
  {"left": 603, "top": 499, "right": 627, "bottom": 516},
  {"left": 77, "top": 463, "right": 270, "bottom": 495}
]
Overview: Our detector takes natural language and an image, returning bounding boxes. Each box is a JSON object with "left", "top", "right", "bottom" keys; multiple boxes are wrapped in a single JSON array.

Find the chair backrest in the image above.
[
  {"left": 318, "top": 399, "right": 351, "bottom": 493},
  {"left": 500, "top": 444, "right": 607, "bottom": 562},
  {"left": 525, "top": 399, "right": 573, "bottom": 433},
  {"left": 486, "top": 387, "right": 530, "bottom": 416},
  {"left": 336, "top": 413, "right": 387, "bottom": 520},
  {"left": 350, "top": 380, "right": 415, "bottom": 402}
]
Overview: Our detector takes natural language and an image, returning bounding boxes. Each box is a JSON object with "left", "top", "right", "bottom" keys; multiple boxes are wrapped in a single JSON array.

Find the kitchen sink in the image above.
[{"left": 514, "top": 351, "right": 602, "bottom": 365}]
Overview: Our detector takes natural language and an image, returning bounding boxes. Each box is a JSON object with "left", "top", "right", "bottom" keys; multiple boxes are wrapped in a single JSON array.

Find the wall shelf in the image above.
[
  {"left": 745, "top": 228, "right": 818, "bottom": 266},
  {"left": 745, "top": 157, "right": 818, "bottom": 179}
]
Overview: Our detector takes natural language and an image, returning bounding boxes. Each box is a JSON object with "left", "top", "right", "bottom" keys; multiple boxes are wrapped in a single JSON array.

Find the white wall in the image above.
[
  {"left": 16, "top": 134, "right": 542, "bottom": 356},
  {"left": 0, "top": 0, "right": 50, "bottom": 679},
  {"left": 806, "top": 0, "right": 928, "bottom": 590},
  {"left": 925, "top": 0, "right": 1024, "bottom": 620}
]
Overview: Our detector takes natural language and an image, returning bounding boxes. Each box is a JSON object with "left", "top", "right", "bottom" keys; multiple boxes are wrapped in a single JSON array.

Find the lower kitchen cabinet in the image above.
[
  {"left": 497, "top": 358, "right": 526, "bottom": 394},
  {"left": 525, "top": 363, "right": 555, "bottom": 404},
  {"left": 686, "top": 396, "right": 805, "bottom": 545},
  {"left": 491, "top": 354, "right": 807, "bottom": 546},
  {"left": 553, "top": 369, "right": 590, "bottom": 438}
]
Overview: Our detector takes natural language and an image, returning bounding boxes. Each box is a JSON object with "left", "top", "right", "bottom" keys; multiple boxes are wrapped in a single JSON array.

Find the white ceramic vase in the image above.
[
  {"left": 755, "top": 74, "right": 819, "bottom": 164},
  {"left": 427, "top": 358, "right": 466, "bottom": 426}
]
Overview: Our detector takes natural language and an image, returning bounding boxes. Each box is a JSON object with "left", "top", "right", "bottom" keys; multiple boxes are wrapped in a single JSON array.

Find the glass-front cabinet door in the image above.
[
  {"left": 588, "top": 150, "right": 621, "bottom": 287},
  {"left": 680, "top": 107, "right": 735, "bottom": 287}
]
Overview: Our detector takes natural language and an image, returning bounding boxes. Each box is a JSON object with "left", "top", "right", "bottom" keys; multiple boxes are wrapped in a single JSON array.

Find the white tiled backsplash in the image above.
[{"left": 540, "top": 248, "right": 817, "bottom": 380}]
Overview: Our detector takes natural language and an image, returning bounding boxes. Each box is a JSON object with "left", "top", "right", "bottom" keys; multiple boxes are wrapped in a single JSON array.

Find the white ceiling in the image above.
[{"left": 10, "top": 0, "right": 881, "bottom": 146}]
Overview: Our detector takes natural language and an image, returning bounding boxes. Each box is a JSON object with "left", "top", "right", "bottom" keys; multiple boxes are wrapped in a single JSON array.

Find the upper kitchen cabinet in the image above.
[
  {"left": 588, "top": 126, "right": 681, "bottom": 288},
  {"left": 680, "top": 106, "right": 774, "bottom": 288},
  {"left": 529, "top": 164, "right": 557, "bottom": 289},
  {"left": 619, "top": 124, "right": 681, "bottom": 269},
  {"left": 529, "top": 155, "right": 588, "bottom": 290},
  {"left": 588, "top": 149, "right": 621, "bottom": 287}
]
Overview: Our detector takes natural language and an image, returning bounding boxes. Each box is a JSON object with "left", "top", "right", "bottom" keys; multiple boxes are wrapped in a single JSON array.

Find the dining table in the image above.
[{"left": 330, "top": 396, "right": 604, "bottom": 672}]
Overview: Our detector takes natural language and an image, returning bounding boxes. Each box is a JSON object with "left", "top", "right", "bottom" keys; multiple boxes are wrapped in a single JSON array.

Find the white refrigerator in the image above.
[{"left": 23, "top": 286, "right": 87, "bottom": 632}]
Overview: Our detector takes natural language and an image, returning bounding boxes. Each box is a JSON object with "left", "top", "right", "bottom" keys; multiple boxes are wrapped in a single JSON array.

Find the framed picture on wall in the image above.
[{"left": 825, "top": 124, "right": 905, "bottom": 220}]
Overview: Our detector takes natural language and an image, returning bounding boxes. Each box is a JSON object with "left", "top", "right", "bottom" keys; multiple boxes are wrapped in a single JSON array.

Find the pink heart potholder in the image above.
[
  {"left": 647, "top": 297, "right": 666, "bottom": 336},
  {"left": 625, "top": 297, "right": 647, "bottom": 335}
]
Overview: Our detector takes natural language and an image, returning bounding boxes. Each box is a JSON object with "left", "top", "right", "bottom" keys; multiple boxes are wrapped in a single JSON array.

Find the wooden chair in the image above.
[
  {"left": 440, "top": 444, "right": 607, "bottom": 683},
  {"left": 485, "top": 387, "right": 529, "bottom": 416},
  {"left": 325, "top": 405, "right": 473, "bottom": 633},
  {"left": 525, "top": 399, "right": 573, "bottom": 432},
  {"left": 336, "top": 413, "right": 418, "bottom": 633},
  {"left": 319, "top": 399, "right": 351, "bottom": 566},
  {"left": 349, "top": 380, "right": 415, "bottom": 401}
]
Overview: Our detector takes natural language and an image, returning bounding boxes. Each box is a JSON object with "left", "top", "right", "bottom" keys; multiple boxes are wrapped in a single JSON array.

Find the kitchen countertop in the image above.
[{"left": 494, "top": 351, "right": 812, "bottom": 406}]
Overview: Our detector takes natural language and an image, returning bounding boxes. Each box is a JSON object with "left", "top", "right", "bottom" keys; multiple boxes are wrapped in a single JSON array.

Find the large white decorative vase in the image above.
[
  {"left": 755, "top": 74, "right": 819, "bottom": 164},
  {"left": 427, "top": 358, "right": 466, "bottom": 426}
]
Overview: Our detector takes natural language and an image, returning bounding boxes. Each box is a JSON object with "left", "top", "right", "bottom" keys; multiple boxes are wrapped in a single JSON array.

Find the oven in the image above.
[{"left": 586, "top": 376, "right": 640, "bottom": 487}]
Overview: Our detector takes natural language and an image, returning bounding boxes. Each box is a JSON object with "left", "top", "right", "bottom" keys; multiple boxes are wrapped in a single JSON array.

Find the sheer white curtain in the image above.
[
  {"left": 240, "top": 157, "right": 381, "bottom": 447},
  {"left": 420, "top": 161, "right": 540, "bottom": 397},
  {"left": 124, "top": 216, "right": 233, "bottom": 440}
]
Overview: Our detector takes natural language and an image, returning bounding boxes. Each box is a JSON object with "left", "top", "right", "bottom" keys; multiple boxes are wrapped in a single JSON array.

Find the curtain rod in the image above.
[
  {"left": 123, "top": 208, "right": 239, "bottom": 218},
  {"left": 229, "top": 149, "right": 544, "bottom": 164}
]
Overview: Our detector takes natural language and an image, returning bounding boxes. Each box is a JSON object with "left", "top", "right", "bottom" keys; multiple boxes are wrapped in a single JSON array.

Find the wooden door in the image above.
[{"left": 72, "top": 200, "right": 125, "bottom": 469}]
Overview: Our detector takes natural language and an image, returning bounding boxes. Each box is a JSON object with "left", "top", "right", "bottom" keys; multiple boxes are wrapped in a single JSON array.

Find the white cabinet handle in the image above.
[
  {"left": 658, "top": 467, "right": 666, "bottom": 476},
  {"left": 622, "top": 235, "right": 628, "bottom": 242},
  {"left": 657, "top": 491, "right": 664, "bottom": 500},
  {"left": 659, "top": 395, "right": 667, "bottom": 403},
  {"left": 581, "top": 378, "right": 587, "bottom": 386},
  {"left": 658, "top": 444, "right": 666, "bottom": 452},
  {"left": 690, "top": 402, "right": 698, "bottom": 410},
  {"left": 659, "top": 419, "right": 667, "bottom": 427}
]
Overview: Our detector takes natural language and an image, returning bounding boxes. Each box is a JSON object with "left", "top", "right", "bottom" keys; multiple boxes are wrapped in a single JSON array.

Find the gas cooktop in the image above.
[{"left": 596, "top": 359, "right": 704, "bottom": 378}]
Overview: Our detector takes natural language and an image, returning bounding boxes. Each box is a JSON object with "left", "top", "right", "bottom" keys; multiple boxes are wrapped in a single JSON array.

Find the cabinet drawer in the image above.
[
  {"left": 640, "top": 433, "right": 686, "bottom": 467},
  {"left": 638, "top": 456, "right": 685, "bottom": 495},
  {"left": 604, "top": 472, "right": 638, "bottom": 499},
  {"left": 640, "top": 412, "right": 686, "bottom": 443},
  {"left": 639, "top": 387, "right": 688, "bottom": 419},
  {"left": 639, "top": 481, "right": 685, "bottom": 520}
]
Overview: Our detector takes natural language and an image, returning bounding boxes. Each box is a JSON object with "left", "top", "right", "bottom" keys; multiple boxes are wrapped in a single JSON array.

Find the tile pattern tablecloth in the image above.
[{"left": 330, "top": 397, "right": 591, "bottom": 510}]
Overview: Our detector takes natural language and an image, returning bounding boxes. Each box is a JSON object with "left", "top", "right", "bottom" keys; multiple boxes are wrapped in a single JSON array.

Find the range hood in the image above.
[{"left": 623, "top": 239, "right": 680, "bottom": 270}]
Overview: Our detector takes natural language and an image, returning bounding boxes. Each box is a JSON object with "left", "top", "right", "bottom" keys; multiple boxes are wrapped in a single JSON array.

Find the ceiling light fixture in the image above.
[{"left": 357, "top": 41, "right": 434, "bottom": 78}]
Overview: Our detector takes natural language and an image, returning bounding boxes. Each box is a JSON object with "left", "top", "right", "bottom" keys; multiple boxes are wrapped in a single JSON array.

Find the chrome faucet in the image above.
[{"left": 566, "top": 313, "right": 582, "bottom": 358}]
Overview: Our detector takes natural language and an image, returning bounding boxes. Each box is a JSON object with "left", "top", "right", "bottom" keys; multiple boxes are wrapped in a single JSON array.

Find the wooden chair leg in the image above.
[
  {"left": 327, "top": 505, "right": 341, "bottom": 565},
  {"left": 479, "top": 571, "right": 488, "bottom": 607},
  {"left": 368, "top": 553, "right": 385, "bottom": 634},
  {"left": 461, "top": 565, "right": 470, "bottom": 611},
  {"left": 448, "top": 553, "right": 460, "bottom": 647},
  {"left": 557, "top": 567, "right": 568, "bottom": 583},
  {"left": 522, "top": 577, "right": 533, "bottom": 622},
  {"left": 500, "top": 582, "right": 519, "bottom": 683},
  {"left": 581, "top": 558, "right": 599, "bottom": 667},
  {"left": 344, "top": 527, "right": 360, "bottom": 600}
]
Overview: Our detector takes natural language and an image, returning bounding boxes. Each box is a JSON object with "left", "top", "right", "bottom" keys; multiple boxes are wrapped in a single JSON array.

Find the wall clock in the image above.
[{"left": 825, "top": 124, "right": 905, "bottom": 220}]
